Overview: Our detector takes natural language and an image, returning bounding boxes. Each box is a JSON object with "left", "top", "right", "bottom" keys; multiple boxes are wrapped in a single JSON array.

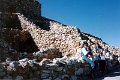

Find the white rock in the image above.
[
  {"left": 46, "top": 63, "right": 58, "bottom": 67},
  {"left": 6, "top": 58, "right": 11, "bottom": 63},
  {"left": 19, "top": 61, "right": 28, "bottom": 68},
  {"left": 28, "top": 60, "right": 35, "bottom": 67},
  {"left": 19, "top": 58, "right": 29, "bottom": 62}
]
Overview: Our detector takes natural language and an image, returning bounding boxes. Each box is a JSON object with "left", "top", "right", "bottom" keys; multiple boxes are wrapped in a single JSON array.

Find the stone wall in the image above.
[
  {"left": 0, "top": 28, "right": 38, "bottom": 54},
  {"left": 0, "top": 50, "right": 119, "bottom": 80},
  {"left": 82, "top": 32, "right": 120, "bottom": 56},
  {"left": 17, "top": 13, "right": 120, "bottom": 56},
  {"left": 0, "top": 0, "right": 41, "bottom": 19},
  {"left": 0, "top": 56, "right": 91, "bottom": 79},
  {"left": 0, "top": 1, "right": 120, "bottom": 80},
  {"left": 17, "top": 14, "right": 82, "bottom": 56},
  {"left": 0, "top": 13, "right": 21, "bottom": 29}
]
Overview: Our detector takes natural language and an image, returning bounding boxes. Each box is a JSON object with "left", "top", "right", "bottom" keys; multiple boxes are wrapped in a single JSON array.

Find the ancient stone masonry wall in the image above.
[
  {"left": 0, "top": 28, "right": 18, "bottom": 61},
  {"left": 82, "top": 32, "right": 106, "bottom": 47},
  {"left": 17, "top": 13, "right": 82, "bottom": 56},
  {"left": 0, "top": 13, "right": 21, "bottom": 29},
  {"left": 0, "top": 28, "right": 39, "bottom": 54},
  {"left": 0, "top": 49, "right": 119, "bottom": 79},
  {"left": 81, "top": 32, "right": 120, "bottom": 55},
  {"left": 0, "top": 0, "right": 41, "bottom": 19},
  {"left": 0, "top": 57, "right": 92, "bottom": 80},
  {"left": 18, "top": 13, "right": 119, "bottom": 56},
  {"left": 0, "top": 28, "right": 21, "bottom": 47},
  {"left": 82, "top": 32, "right": 102, "bottom": 41},
  {"left": 0, "top": 1, "right": 120, "bottom": 79}
]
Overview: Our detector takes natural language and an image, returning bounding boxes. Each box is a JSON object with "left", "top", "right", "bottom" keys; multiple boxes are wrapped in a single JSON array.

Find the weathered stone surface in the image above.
[
  {"left": 0, "top": 13, "right": 21, "bottom": 29},
  {"left": 0, "top": 28, "right": 39, "bottom": 54},
  {"left": 17, "top": 14, "right": 82, "bottom": 56},
  {"left": 75, "top": 68, "right": 84, "bottom": 76},
  {"left": 15, "top": 76, "right": 23, "bottom": 80},
  {"left": 0, "top": 0, "right": 41, "bottom": 19},
  {"left": 0, "top": 0, "right": 120, "bottom": 80}
]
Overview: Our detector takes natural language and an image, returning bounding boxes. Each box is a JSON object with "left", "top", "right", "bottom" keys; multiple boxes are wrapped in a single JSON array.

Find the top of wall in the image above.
[{"left": 0, "top": 0, "right": 41, "bottom": 19}]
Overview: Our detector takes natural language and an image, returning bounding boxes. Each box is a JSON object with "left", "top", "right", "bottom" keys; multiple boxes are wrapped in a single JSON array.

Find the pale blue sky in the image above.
[{"left": 39, "top": 0, "right": 120, "bottom": 47}]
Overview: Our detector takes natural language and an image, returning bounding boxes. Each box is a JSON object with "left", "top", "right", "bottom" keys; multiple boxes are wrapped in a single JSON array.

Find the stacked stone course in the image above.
[{"left": 17, "top": 13, "right": 82, "bottom": 56}]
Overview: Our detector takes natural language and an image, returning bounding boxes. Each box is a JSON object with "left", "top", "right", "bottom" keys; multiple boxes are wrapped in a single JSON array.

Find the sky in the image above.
[{"left": 39, "top": 0, "right": 120, "bottom": 47}]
